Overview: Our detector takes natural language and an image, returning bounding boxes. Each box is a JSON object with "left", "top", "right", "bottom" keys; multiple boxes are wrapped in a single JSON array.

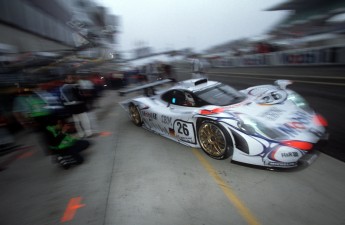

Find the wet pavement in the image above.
[{"left": 0, "top": 86, "right": 344, "bottom": 225}]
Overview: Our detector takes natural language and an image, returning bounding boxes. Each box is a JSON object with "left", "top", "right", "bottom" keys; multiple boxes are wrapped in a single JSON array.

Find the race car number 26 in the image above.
[{"left": 174, "top": 120, "right": 196, "bottom": 144}]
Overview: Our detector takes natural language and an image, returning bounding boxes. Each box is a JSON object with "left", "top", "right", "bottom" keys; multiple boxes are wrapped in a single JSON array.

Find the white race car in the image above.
[{"left": 119, "top": 78, "right": 328, "bottom": 168}]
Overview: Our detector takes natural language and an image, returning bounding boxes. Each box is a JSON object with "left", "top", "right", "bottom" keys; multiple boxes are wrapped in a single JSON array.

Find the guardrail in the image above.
[{"left": 210, "top": 45, "right": 345, "bottom": 67}]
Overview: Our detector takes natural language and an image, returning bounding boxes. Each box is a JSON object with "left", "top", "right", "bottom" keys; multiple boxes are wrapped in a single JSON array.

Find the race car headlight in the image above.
[
  {"left": 282, "top": 140, "right": 313, "bottom": 151},
  {"left": 313, "top": 114, "right": 328, "bottom": 127},
  {"left": 288, "top": 92, "right": 311, "bottom": 112}
]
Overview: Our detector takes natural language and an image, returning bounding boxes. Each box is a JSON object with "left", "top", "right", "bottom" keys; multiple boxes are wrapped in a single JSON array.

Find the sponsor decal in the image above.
[
  {"left": 179, "top": 136, "right": 195, "bottom": 143},
  {"left": 282, "top": 52, "right": 317, "bottom": 64},
  {"left": 278, "top": 122, "right": 302, "bottom": 136},
  {"left": 287, "top": 121, "right": 305, "bottom": 129},
  {"left": 142, "top": 111, "right": 157, "bottom": 120},
  {"left": 278, "top": 111, "right": 312, "bottom": 137},
  {"left": 261, "top": 107, "right": 284, "bottom": 121},
  {"left": 161, "top": 115, "right": 172, "bottom": 125},
  {"left": 267, "top": 162, "right": 296, "bottom": 166},
  {"left": 169, "top": 128, "right": 175, "bottom": 137},
  {"left": 281, "top": 152, "right": 299, "bottom": 158},
  {"left": 291, "top": 111, "right": 311, "bottom": 124}
]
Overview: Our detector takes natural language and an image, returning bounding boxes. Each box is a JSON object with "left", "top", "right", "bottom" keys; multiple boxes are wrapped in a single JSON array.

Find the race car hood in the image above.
[{"left": 201, "top": 84, "right": 327, "bottom": 144}]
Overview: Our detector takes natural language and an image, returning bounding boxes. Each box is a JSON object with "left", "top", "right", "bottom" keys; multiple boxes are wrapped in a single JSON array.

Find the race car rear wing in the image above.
[{"left": 118, "top": 78, "right": 174, "bottom": 97}]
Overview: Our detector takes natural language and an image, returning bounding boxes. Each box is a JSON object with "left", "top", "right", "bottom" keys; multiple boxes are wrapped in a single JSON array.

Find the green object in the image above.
[
  {"left": 46, "top": 125, "right": 76, "bottom": 150},
  {"left": 26, "top": 95, "right": 50, "bottom": 117}
]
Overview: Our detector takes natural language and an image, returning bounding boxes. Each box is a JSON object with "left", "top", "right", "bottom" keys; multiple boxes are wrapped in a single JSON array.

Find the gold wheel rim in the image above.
[
  {"left": 199, "top": 123, "right": 226, "bottom": 157},
  {"left": 129, "top": 105, "right": 141, "bottom": 124}
]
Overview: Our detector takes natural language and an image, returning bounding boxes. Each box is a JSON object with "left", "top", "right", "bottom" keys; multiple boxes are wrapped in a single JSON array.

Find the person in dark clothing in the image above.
[
  {"left": 60, "top": 75, "right": 94, "bottom": 138},
  {"left": 45, "top": 118, "right": 90, "bottom": 168}
]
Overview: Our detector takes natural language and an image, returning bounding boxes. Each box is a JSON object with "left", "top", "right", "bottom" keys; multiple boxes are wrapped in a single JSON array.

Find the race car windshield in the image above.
[{"left": 195, "top": 84, "right": 246, "bottom": 106}]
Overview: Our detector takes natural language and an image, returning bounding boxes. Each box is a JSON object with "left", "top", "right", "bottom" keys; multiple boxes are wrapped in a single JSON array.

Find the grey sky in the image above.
[{"left": 96, "top": 0, "right": 288, "bottom": 54}]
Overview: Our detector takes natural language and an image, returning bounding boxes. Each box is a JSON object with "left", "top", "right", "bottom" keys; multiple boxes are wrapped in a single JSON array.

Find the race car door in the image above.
[{"left": 159, "top": 90, "right": 197, "bottom": 145}]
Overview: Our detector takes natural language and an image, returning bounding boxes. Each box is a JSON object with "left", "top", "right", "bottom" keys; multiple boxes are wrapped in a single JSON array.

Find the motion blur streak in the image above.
[
  {"left": 192, "top": 148, "right": 261, "bottom": 225},
  {"left": 60, "top": 197, "right": 86, "bottom": 223},
  {"left": 15, "top": 150, "right": 35, "bottom": 159},
  {"left": 211, "top": 73, "right": 345, "bottom": 86}
]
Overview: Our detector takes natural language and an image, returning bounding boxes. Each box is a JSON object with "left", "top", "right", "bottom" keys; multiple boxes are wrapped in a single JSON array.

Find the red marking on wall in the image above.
[
  {"left": 61, "top": 197, "right": 86, "bottom": 222},
  {"left": 0, "top": 146, "right": 34, "bottom": 170},
  {"left": 16, "top": 150, "right": 35, "bottom": 159},
  {"left": 99, "top": 131, "right": 112, "bottom": 137}
]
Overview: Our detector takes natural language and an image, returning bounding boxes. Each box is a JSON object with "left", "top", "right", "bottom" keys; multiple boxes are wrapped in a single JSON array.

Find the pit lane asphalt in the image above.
[{"left": 1, "top": 87, "right": 345, "bottom": 225}]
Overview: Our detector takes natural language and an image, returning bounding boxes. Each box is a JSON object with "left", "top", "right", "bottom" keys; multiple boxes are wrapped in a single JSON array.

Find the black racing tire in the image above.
[
  {"left": 197, "top": 120, "right": 233, "bottom": 160},
  {"left": 129, "top": 103, "right": 143, "bottom": 126}
]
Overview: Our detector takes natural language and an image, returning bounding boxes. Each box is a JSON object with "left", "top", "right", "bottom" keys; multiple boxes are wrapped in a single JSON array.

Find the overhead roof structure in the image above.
[
  {"left": 266, "top": 0, "right": 345, "bottom": 38},
  {"left": 267, "top": 0, "right": 326, "bottom": 11}
]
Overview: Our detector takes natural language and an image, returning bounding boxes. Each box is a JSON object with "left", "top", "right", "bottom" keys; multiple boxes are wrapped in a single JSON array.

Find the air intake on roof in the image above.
[{"left": 194, "top": 78, "right": 207, "bottom": 86}]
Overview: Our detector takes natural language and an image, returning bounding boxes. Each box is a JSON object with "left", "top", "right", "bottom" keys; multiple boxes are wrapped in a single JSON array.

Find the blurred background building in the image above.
[
  {"left": 267, "top": 0, "right": 345, "bottom": 47},
  {"left": 0, "top": 0, "right": 119, "bottom": 86},
  {"left": 2, "top": 0, "right": 345, "bottom": 82},
  {"left": 203, "top": 0, "right": 345, "bottom": 67}
]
